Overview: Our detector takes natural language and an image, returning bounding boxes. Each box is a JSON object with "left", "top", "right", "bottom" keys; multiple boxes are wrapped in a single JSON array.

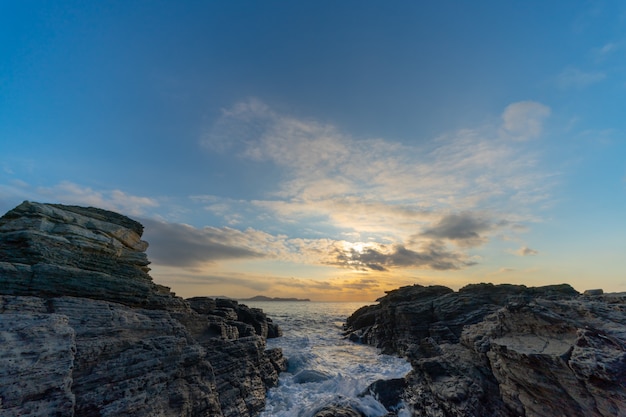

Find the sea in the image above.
[{"left": 245, "top": 301, "right": 413, "bottom": 417}]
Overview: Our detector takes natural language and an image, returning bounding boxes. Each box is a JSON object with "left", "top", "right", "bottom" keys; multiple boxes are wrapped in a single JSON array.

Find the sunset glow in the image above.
[{"left": 2, "top": 2, "right": 625, "bottom": 301}]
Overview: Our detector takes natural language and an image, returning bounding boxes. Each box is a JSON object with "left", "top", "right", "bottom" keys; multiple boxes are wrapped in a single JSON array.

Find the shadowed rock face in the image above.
[
  {"left": 345, "top": 283, "right": 626, "bottom": 417},
  {"left": 0, "top": 201, "right": 285, "bottom": 417}
]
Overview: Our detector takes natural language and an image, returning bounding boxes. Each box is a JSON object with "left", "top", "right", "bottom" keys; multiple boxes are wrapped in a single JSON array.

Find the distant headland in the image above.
[{"left": 239, "top": 295, "right": 311, "bottom": 302}]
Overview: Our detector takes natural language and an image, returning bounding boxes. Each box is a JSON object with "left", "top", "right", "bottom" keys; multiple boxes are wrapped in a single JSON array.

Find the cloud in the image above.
[
  {"left": 0, "top": 180, "right": 159, "bottom": 217},
  {"left": 142, "top": 219, "right": 272, "bottom": 267},
  {"left": 37, "top": 182, "right": 159, "bottom": 216},
  {"left": 208, "top": 99, "right": 551, "bottom": 227},
  {"left": 490, "top": 267, "right": 515, "bottom": 275},
  {"left": 195, "top": 98, "right": 555, "bottom": 275},
  {"left": 500, "top": 101, "right": 551, "bottom": 140},
  {"left": 512, "top": 246, "right": 539, "bottom": 256},
  {"left": 594, "top": 42, "right": 620, "bottom": 58},
  {"left": 190, "top": 194, "right": 248, "bottom": 225},
  {"left": 420, "top": 212, "right": 492, "bottom": 247},
  {"left": 252, "top": 197, "right": 435, "bottom": 237},
  {"left": 557, "top": 67, "right": 606, "bottom": 89},
  {"left": 326, "top": 241, "right": 474, "bottom": 272},
  {"left": 149, "top": 264, "right": 419, "bottom": 301},
  {"left": 201, "top": 98, "right": 277, "bottom": 154},
  {"left": 140, "top": 216, "right": 477, "bottom": 275}
]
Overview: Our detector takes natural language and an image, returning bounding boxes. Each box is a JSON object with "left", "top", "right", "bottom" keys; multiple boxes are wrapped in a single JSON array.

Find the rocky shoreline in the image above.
[
  {"left": 2, "top": 201, "right": 625, "bottom": 417},
  {"left": 345, "top": 283, "right": 626, "bottom": 417},
  {"left": 0, "top": 201, "right": 286, "bottom": 416}
]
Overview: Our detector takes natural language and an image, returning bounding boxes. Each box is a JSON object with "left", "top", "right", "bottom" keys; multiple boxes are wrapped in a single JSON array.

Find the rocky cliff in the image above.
[
  {"left": 0, "top": 201, "right": 286, "bottom": 417},
  {"left": 345, "top": 283, "right": 626, "bottom": 417}
]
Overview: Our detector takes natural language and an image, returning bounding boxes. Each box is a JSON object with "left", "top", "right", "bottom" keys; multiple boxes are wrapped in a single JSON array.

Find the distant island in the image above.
[{"left": 239, "top": 295, "right": 311, "bottom": 302}]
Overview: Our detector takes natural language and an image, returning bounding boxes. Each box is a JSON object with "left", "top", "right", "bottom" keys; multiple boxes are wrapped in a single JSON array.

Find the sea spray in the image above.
[{"left": 247, "top": 301, "right": 412, "bottom": 417}]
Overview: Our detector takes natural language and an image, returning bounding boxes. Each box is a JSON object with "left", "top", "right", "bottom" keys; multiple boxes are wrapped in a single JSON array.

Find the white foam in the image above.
[{"left": 250, "top": 301, "right": 412, "bottom": 417}]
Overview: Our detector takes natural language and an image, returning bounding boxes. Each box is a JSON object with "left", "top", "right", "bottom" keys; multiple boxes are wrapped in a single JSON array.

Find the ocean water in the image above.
[{"left": 245, "top": 301, "right": 412, "bottom": 417}]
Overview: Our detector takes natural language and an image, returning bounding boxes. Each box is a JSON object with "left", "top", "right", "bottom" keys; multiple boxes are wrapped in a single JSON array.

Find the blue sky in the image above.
[{"left": 1, "top": 1, "right": 625, "bottom": 300}]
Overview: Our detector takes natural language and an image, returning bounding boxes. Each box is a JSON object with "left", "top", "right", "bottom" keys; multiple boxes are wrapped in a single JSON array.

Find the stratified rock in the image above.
[
  {"left": 345, "top": 283, "right": 626, "bottom": 417},
  {"left": 0, "top": 201, "right": 285, "bottom": 417},
  {"left": 0, "top": 201, "right": 187, "bottom": 311},
  {"left": 0, "top": 301, "right": 76, "bottom": 417}
]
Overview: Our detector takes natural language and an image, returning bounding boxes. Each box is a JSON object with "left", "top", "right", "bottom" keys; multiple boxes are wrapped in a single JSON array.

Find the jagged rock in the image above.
[
  {"left": 345, "top": 283, "right": 626, "bottom": 417},
  {"left": 187, "top": 297, "right": 283, "bottom": 339},
  {"left": 0, "top": 201, "right": 286, "bottom": 417}
]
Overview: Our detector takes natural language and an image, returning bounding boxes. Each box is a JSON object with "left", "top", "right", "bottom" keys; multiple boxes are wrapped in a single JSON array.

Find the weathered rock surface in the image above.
[
  {"left": 345, "top": 283, "right": 626, "bottom": 417},
  {"left": 0, "top": 201, "right": 286, "bottom": 417}
]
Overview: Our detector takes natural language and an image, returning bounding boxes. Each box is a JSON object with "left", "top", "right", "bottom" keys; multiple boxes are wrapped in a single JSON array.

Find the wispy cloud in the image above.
[
  {"left": 512, "top": 246, "right": 539, "bottom": 256},
  {"left": 593, "top": 41, "right": 622, "bottom": 61},
  {"left": 557, "top": 67, "right": 606, "bottom": 89},
  {"left": 201, "top": 98, "right": 553, "bottom": 249},
  {"left": 0, "top": 180, "right": 159, "bottom": 217},
  {"left": 499, "top": 101, "right": 551, "bottom": 141},
  {"left": 35, "top": 181, "right": 159, "bottom": 216},
  {"left": 149, "top": 97, "right": 563, "bottom": 297}
]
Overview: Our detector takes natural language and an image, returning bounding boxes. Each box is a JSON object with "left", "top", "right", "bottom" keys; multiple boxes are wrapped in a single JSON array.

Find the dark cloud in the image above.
[
  {"left": 420, "top": 212, "right": 492, "bottom": 247},
  {"left": 366, "top": 263, "right": 387, "bottom": 272},
  {"left": 141, "top": 219, "right": 264, "bottom": 267},
  {"left": 328, "top": 242, "right": 474, "bottom": 272}
]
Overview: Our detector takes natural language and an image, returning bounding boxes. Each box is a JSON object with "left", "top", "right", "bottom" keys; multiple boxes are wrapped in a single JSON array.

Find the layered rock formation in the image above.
[
  {"left": 346, "top": 283, "right": 626, "bottom": 417},
  {"left": 0, "top": 201, "right": 286, "bottom": 417}
]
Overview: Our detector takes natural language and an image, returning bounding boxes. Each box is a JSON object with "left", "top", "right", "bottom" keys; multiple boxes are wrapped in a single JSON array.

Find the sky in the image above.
[{"left": 1, "top": 1, "right": 625, "bottom": 301}]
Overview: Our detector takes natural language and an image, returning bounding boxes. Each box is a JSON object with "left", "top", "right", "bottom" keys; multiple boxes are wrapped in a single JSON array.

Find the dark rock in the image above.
[
  {"left": 345, "top": 283, "right": 626, "bottom": 417},
  {"left": 362, "top": 378, "right": 407, "bottom": 410},
  {"left": 0, "top": 201, "right": 286, "bottom": 417}
]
